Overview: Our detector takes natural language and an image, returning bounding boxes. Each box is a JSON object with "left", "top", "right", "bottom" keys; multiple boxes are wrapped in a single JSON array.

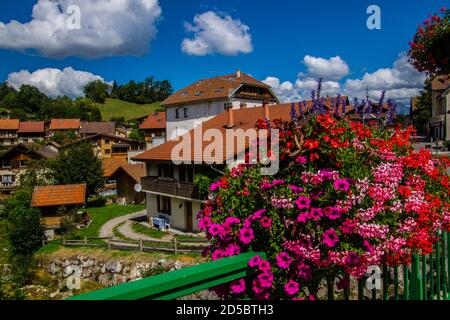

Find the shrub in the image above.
[
  {"left": 87, "top": 196, "right": 107, "bottom": 208},
  {"left": 198, "top": 113, "right": 450, "bottom": 300}
]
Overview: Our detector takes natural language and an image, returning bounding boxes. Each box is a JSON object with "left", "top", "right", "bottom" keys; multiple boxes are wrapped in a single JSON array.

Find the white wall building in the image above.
[{"left": 162, "top": 70, "right": 279, "bottom": 140}]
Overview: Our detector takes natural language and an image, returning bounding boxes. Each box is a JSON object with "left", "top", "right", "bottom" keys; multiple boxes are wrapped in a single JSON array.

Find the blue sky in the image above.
[{"left": 0, "top": 0, "right": 446, "bottom": 103}]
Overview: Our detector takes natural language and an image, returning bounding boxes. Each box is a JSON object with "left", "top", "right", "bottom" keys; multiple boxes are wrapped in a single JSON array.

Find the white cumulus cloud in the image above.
[
  {"left": 262, "top": 77, "right": 302, "bottom": 102},
  {"left": 0, "top": 0, "right": 162, "bottom": 58},
  {"left": 343, "top": 53, "right": 426, "bottom": 102},
  {"left": 7, "top": 67, "right": 105, "bottom": 98},
  {"left": 300, "top": 55, "right": 349, "bottom": 81},
  {"left": 181, "top": 11, "right": 253, "bottom": 56},
  {"left": 263, "top": 53, "right": 424, "bottom": 104}
]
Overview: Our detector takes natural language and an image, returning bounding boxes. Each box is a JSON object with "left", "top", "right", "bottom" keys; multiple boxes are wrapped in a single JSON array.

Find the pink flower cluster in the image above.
[{"left": 198, "top": 114, "right": 450, "bottom": 300}]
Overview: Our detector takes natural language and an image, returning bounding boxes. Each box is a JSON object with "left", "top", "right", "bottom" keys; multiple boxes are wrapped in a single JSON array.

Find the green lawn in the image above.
[
  {"left": 38, "top": 204, "right": 145, "bottom": 253},
  {"left": 131, "top": 223, "right": 167, "bottom": 239},
  {"left": 97, "top": 98, "right": 163, "bottom": 122},
  {"left": 75, "top": 204, "right": 146, "bottom": 238}
]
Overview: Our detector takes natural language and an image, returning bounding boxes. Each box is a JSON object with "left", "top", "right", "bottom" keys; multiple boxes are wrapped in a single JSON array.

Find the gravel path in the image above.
[
  {"left": 118, "top": 220, "right": 173, "bottom": 242},
  {"left": 99, "top": 210, "right": 147, "bottom": 239}
]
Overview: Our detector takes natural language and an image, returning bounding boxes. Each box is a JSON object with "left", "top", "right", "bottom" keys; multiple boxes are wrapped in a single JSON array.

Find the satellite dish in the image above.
[{"left": 134, "top": 183, "right": 142, "bottom": 193}]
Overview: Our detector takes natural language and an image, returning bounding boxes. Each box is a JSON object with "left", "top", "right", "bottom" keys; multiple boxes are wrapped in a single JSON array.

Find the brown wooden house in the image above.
[
  {"left": 108, "top": 164, "right": 145, "bottom": 204},
  {"left": 0, "top": 143, "right": 58, "bottom": 196},
  {"left": 31, "top": 184, "right": 87, "bottom": 238}
]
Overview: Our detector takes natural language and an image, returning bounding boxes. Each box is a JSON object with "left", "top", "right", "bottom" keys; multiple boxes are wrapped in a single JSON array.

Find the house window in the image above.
[
  {"left": 2, "top": 175, "right": 15, "bottom": 185},
  {"left": 105, "top": 139, "right": 110, "bottom": 145},
  {"left": 179, "top": 165, "right": 194, "bottom": 183},
  {"left": 175, "top": 108, "right": 180, "bottom": 119},
  {"left": 158, "top": 163, "right": 174, "bottom": 178},
  {"left": 157, "top": 196, "right": 171, "bottom": 215},
  {"left": 105, "top": 149, "right": 111, "bottom": 155},
  {"left": 183, "top": 108, "right": 188, "bottom": 118},
  {"left": 2, "top": 160, "right": 11, "bottom": 168},
  {"left": 20, "top": 160, "right": 28, "bottom": 167}
]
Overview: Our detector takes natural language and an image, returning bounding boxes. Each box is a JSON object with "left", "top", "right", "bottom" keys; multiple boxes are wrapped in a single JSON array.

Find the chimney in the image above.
[
  {"left": 236, "top": 69, "right": 241, "bottom": 78},
  {"left": 263, "top": 101, "right": 270, "bottom": 119},
  {"left": 226, "top": 104, "right": 234, "bottom": 128}
]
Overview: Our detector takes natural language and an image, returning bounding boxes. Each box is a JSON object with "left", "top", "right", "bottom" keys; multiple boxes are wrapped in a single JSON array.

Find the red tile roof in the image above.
[
  {"left": 79, "top": 122, "right": 116, "bottom": 135},
  {"left": 31, "top": 184, "right": 86, "bottom": 207},
  {"left": 0, "top": 119, "right": 20, "bottom": 130},
  {"left": 134, "top": 99, "right": 356, "bottom": 164},
  {"left": 103, "top": 158, "right": 128, "bottom": 177},
  {"left": 139, "top": 112, "right": 166, "bottom": 130},
  {"left": 49, "top": 119, "right": 81, "bottom": 130},
  {"left": 109, "top": 163, "right": 146, "bottom": 183},
  {"left": 161, "top": 71, "right": 272, "bottom": 106},
  {"left": 18, "top": 121, "right": 45, "bottom": 133}
]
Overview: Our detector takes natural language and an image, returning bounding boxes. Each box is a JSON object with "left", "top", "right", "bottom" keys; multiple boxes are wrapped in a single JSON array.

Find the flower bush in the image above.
[
  {"left": 198, "top": 112, "right": 450, "bottom": 300},
  {"left": 408, "top": 7, "right": 450, "bottom": 75}
]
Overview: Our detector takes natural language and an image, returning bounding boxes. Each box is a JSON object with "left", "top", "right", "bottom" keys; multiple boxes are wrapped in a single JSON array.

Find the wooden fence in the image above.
[{"left": 62, "top": 236, "right": 209, "bottom": 254}]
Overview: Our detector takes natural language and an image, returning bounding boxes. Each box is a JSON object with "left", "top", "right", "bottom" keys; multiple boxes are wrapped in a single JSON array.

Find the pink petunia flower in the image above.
[
  {"left": 323, "top": 228, "right": 339, "bottom": 247},
  {"left": 295, "top": 196, "right": 311, "bottom": 210},
  {"left": 297, "top": 263, "right": 312, "bottom": 280},
  {"left": 260, "top": 216, "right": 272, "bottom": 228},
  {"left": 239, "top": 228, "right": 254, "bottom": 245},
  {"left": 210, "top": 181, "right": 221, "bottom": 191},
  {"left": 309, "top": 207, "right": 323, "bottom": 221},
  {"left": 257, "top": 272, "right": 273, "bottom": 288},
  {"left": 324, "top": 206, "right": 342, "bottom": 220},
  {"left": 211, "top": 249, "right": 225, "bottom": 260},
  {"left": 225, "top": 217, "right": 241, "bottom": 225},
  {"left": 230, "top": 279, "right": 246, "bottom": 294},
  {"left": 284, "top": 280, "right": 299, "bottom": 296},
  {"left": 198, "top": 217, "right": 212, "bottom": 230},
  {"left": 248, "top": 255, "right": 262, "bottom": 268},
  {"left": 258, "top": 259, "right": 271, "bottom": 272},
  {"left": 208, "top": 223, "right": 223, "bottom": 237},
  {"left": 333, "top": 179, "right": 350, "bottom": 191},
  {"left": 297, "top": 212, "right": 309, "bottom": 223},
  {"left": 225, "top": 243, "right": 241, "bottom": 256},
  {"left": 252, "top": 209, "right": 267, "bottom": 220},
  {"left": 276, "top": 252, "right": 292, "bottom": 269}
]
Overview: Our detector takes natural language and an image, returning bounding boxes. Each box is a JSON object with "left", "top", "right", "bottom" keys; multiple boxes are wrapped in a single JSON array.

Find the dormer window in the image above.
[{"left": 181, "top": 92, "right": 188, "bottom": 97}]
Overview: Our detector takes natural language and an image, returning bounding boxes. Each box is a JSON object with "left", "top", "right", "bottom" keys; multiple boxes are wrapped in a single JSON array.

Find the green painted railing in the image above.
[
  {"left": 67, "top": 252, "right": 265, "bottom": 300},
  {"left": 67, "top": 231, "right": 450, "bottom": 300},
  {"left": 345, "top": 230, "right": 450, "bottom": 300}
]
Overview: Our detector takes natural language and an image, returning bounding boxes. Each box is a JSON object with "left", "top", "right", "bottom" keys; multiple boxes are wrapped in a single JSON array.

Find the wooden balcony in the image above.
[
  {"left": 141, "top": 176, "right": 202, "bottom": 200},
  {"left": 0, "top": 182, "right": 18, "bottom": 190}
]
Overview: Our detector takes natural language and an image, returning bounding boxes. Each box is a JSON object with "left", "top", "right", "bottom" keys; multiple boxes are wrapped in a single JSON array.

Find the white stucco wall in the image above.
[
  {"left": 166, "top": 98, "right": 271, "bottom": 140},
  {"left": 145, "top": 193, "right": 201, "bottom": 232}
]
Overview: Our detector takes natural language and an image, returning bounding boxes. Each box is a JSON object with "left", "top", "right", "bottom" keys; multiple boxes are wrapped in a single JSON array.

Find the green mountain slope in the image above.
[{"left": 97, "top": 99, "right": 163, "bottom": 121}]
